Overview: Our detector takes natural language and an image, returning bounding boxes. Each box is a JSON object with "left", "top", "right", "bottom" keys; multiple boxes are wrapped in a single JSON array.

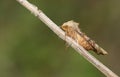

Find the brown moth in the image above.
[{"left": 61, "top": 20, "right": 108, "bottom": 55}]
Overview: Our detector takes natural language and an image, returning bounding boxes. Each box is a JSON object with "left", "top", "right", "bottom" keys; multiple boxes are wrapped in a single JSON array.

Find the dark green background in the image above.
[{"left": 0, "top": 0, "right": 120, "bottom": 77}]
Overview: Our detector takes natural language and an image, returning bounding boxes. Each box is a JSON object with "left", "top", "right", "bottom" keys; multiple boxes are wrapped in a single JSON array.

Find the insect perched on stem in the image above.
[{"left": 61, "top": 20, "right": 108, "bottom": 55}]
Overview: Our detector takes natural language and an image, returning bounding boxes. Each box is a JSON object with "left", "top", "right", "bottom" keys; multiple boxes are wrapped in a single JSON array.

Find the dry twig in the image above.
[{"left": 17, "top": 0, "right": 119, "bottom": 77}]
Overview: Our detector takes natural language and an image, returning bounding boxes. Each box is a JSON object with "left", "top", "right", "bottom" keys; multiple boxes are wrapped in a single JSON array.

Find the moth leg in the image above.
[
  {"left": 65, "top": 34, "right": 70, "bottom": 48},
  {"left": 74, "top": 31, "right": 79, "bottom": 45},
  {"left": 64, "top": 29, "right": 70, "bottom": 48}
]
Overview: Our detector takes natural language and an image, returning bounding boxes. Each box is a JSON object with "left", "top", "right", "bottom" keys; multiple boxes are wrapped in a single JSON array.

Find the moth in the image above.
[{"left": 61, "top": 20, "right": 108, "bottom": 55}]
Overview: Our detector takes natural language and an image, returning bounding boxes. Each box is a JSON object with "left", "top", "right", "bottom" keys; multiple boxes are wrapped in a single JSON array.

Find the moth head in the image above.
[
  {"left": 61, "top": 25, "right": 69, "bottom": 31},
  {"left": 61, "top": 20, "right": 79, "bottom": 31}
]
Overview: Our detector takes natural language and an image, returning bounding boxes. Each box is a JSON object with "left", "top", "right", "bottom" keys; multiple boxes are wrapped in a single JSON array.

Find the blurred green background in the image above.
[{"left": 0, "top": 0, "right": 120, "bottom": 77}]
